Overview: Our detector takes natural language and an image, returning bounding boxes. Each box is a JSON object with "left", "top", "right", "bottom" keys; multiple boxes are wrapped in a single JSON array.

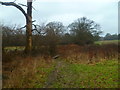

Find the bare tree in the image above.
[
  {"left": 68, "top": 17, "right": 101, "bottom": 45},
  {"left": 0, "top": 0, "right": 33, "bottom": 54}
]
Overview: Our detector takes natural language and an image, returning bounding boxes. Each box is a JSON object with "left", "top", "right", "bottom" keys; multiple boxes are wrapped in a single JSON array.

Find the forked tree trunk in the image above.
[{"left": 0, "top": 0, "right": 33, "bottom": 55}]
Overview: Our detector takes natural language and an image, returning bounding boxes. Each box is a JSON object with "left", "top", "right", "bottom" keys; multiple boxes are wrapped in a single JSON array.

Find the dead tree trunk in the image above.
[
  {"left": 25, "top": 1, "right": 33, "bottom": 54},
  {"left": 0, "top": 1, "right": 33, "bottom": 55}
]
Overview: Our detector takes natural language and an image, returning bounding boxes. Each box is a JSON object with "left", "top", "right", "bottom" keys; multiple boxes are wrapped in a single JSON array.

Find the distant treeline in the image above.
[
  {"left": 2, "top": 17, "right": 116, "bottom": 48},
  {"left": 100, "top": 33, "right": 120, "bottom": 41}
]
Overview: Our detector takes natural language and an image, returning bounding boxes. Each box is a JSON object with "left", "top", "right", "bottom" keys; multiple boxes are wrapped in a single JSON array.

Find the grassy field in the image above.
[
  {"left": 4, "top": 46, "right": 25, "bottom": 52},
  {"left": 95, "top": 40, "right": 119, "bottom": 45},
  {"left": 2, "top": 41, "right": 119, "bottom": 88},
  {"left": 3, "top": 57, "right": 118, "bottom": 88},
  {"left": 48, "top": 59, "right": 118, "bottom": 88}
]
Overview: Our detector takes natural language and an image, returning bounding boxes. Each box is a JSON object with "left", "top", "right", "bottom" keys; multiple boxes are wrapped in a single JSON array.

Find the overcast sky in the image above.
[{"left": 0, "top": 0, "right": 119, "bottom": 36}]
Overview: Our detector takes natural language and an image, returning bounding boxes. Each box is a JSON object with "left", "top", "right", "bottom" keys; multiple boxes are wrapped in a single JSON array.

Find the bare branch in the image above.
[
  {"left": 32, "top": 24, "right": 37, "bottom": 29},
  {"left": 32, "top": 29, "right": 46, "bottom": 35},
  {"left": 18, "top": 20, "right": 35, "bottom": 30},
  {"left": 0, "top": 1, "right": 31, "bottom": 22},
  {"left": 32, "top": 29, "right": 41, "bottom": 34},
  {"left": 18, "top": 3, "right": 36, "bottom": 10},
  {"left": 19, "top": 25, "right": 27, "bottom": 30},
  {"left": 18, "top": 3, "right": 27, "bottom": 7},
  {"left": 32, "top": 24, "right": 46, "bottom": 35}
]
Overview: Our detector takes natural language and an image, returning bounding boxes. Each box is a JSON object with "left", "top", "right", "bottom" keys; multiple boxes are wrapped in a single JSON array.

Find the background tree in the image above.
[
  {"left": 32, "top": 23, "right": 46, "bottom": 48},
  {"left": 118, "top": 34, "right": 120, "bottom": 40},
  {"left": 68, "top": 17, "right": 101, "bottom": 45},
  {"left": 45, "top": 22, "right": 65, "bottom": 36},
  {"left": 104, "top": 33, "right": 118, "bottom": 40},
  {"left": 31, "top": 22, "right": 65, "bottom": 56},
  {"left": 2, "top": 25, "right": 26, "bottom": 47},
  {"left": 61, "top": 33, "right": 74, "bottom": 44},
  {"left": 45, "top": 22, "right": 65, "bottom": 55}
]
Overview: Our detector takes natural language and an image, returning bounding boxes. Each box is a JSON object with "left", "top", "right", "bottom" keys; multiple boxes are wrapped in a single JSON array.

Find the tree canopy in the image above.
[{"left": 68, "top": 17, "right": 101, "bottom": 45}]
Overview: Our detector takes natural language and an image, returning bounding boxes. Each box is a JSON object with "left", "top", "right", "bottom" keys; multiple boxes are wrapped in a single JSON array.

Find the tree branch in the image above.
[
  {"left": 18, "top": 3, "right": 36, "bottom": 10},
  {"left": 19, "top": 25, "right": 27, "bottom": 30},
  {"left": 0, "top": 1, "right": 30, "bottom": 22},
  {"left": 18, "top": 3, "right": 27, "bottom": 7},
  {"left": 32, "top": 24, "right": 46, "bottom": 35}
]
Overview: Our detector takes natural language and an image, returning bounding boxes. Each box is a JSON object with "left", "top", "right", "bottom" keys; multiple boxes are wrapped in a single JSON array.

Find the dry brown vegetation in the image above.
[
  {"left": 3, "top": 53, "right": 54, "bottom": 88},
  {"left": 2, "top": 43, "right": 118, "bottom": 88},
  {"left": 57, "top": 44, "right": 118, "bottom": 64}
]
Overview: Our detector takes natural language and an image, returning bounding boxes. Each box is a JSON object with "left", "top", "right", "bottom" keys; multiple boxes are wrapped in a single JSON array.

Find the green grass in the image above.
[
  {"left": 4, "top": 46, "right": 25, "bottom": 51},
  {"left": 47, "top": 59, "right": 118, "bottom": 88},
  {"left": 33, "top": 64, "right": 55, "bottom": 88},
  {"left": 95, "top": 40, "right": 119, "bottom": 45},
  {"left": 3, "top": 57, "right": 118, "bottom": 88}
]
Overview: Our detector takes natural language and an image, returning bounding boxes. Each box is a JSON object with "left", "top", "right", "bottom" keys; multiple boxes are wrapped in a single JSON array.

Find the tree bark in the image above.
[{"left": 25, "top": 1, "right": 33, "bottom": 54}]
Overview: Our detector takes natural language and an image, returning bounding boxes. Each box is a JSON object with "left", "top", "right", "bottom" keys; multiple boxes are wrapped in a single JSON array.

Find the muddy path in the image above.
[{"left": 44, "top": 59, "right": 67, "bottom": 88}]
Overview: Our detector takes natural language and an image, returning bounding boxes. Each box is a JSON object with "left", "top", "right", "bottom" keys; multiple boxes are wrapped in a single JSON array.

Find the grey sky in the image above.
[{"left": 0, "top": 0, "right": 119, "bottom": 36}]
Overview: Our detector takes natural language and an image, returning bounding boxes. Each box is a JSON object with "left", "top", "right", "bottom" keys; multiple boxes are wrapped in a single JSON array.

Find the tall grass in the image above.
[
  {"left": 2, "top": 43, "right": 118, "bottom": 88},
  {"left": 3, "top": 55, "right": 55, "bottom": 88},
  {"left": 57, "top": 44, "right": 118, "bottom": 64}
]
